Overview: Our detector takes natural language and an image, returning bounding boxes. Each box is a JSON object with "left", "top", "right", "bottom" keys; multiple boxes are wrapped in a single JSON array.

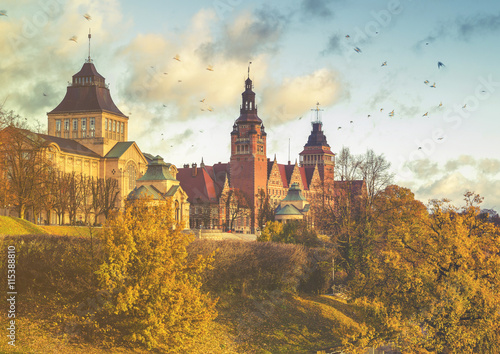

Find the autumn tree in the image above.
[
  {"left": 223, "top": 188, "right": 251, "bottom": 231},
  {"left": 0, "top": 126, "right": 52, "bottom": 220},
  {"left": 347, "top": 188, "right": 500, "bottom": 352},
  {"left": 256, "top": 188, "right": 274, "bottom": 230},
  {"left": 94, "top": 198, "right": 217, "bottom": 351}
]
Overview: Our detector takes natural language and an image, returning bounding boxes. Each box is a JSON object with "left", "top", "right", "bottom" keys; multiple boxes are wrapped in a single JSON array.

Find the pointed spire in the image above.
[
  {"left": 248, "top": 61, "right": 252, "bottom": 79},
  {"left": 200, "top": 157, "right": 205, "bottom": 168},
  {"left": 273, "top": 153, "right": 277, "bottom": 162},
  {"left": 87, "top": 28, "right": 92, "bottom": 63}
]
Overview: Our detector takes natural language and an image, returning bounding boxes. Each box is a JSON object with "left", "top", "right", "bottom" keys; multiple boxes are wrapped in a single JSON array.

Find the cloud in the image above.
[
  {"left": 216, "top": 7, "right": 289, "bottom": 61},
  {"left": 400, "top": 155, "right": 500, "bottom": 209},
  {"left": 414, "top": 12, "right": 500, "bottom": 49},
  {"left": 457, "top": 12, "right": 500, "bottom": 39},
  {"left": 405, "top": 159, "right": 440, "bottom": 180},
  {"left": 323, "top": 34, "right": 342, "bottom": 54},
  {"left": 0, "top": 0, "right": 128, "bottom": 123},
  {"left": 301, "top": 0, "right": 334, "bottom": 18},
  {"left": 444, "top": 155, "right": 476, "bottom": 172},
  {"left": 259, "top": 68, "right": 341, "bottom": 126}
]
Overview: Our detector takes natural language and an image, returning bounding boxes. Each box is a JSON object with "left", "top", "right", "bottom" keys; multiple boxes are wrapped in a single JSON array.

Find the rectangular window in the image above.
[
  {"left": 113, "top": 120, "right": 116, "bottom": 132},
  {"left": 55, "top": 120, "right": 61, "bottom": 131},
  {"left": 81, "top": 118, "right": 87, "bottom": 131},
  {"left": 72, "top": 119, "right": 78, "bottom": 131},
  {"left": 105, "top": 118, "right": 108, "bottom": 131},
  {"left": 64, "top": 119, "right": 70, "bottom": 131},
  {"left": 121, "top": 122, "right": 124, "bottom": 134},
  {"left": 90, "top": 117, "right": 95, "bottom": 130}
]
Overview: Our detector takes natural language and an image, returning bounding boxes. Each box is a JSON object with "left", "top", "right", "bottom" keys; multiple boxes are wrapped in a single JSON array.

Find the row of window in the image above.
[
  {"left": 300, "top": 154, "right": 335, "bottom": 163},
  {"left": 105, "top": 118, "right": 124, "bottom": 134},
  {"left": 56, "top": 118, "right": 95, "bottom": 132}
]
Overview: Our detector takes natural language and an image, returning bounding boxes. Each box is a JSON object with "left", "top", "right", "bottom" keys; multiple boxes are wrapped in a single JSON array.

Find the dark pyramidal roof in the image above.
[{"left": 48, "top": 62, "right": 127, "bottom": 118}]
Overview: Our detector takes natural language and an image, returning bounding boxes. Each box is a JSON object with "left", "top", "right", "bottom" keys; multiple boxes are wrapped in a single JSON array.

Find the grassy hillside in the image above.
[
  {"left": 0, "top": 216, "right": 101, "bottom": 237},
  {"left": 0, "top": 235, "right": 361, "bottom": 353},
  {"left": 0, "top": 216, "right": 47, "bottom": 235}
]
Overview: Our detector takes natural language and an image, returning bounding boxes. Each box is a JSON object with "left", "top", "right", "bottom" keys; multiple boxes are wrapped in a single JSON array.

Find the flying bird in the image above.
[
  {"left": 43, "top": 93, "right": 47, "bottom": 96},
  {"left": 463, "top": 104, "right": 467, "bottom": 109},
  {"left": 437, "top": 61, "right": 445, "bottom": 69},
  {"left": 350, "top": 120, "right": 353, "bottom": 123},
  {"left": 199, "top": 130, "right": 204, "bottom": 133},
  {"left": 163, "top": 72, "right": 168, "bottom": 75},
  {"left": 437, "top": 137, "right": 444, "bottom": 140},
  {"left": 206, "top": 65, "right": 214, "bottom": 71},
  {"left": 423, "top": 112, "right": 428, "bottom": 117},
  {"left": 298, "top": 116, "right": 303, "bottom": 120},
  {"left": 424, "top": 80, "right": 429, "bottom": 85},
  {"left": 367, "top": 114, "right": 371, "bottom": 118},
  {"left": 354, "top": 47, "right": 362, "bottom": 53},
  {"left": 200, "top": 99, "right": 205, "bottom": 103},
  {"left": 69, "top": 36, "right": 78, "bottom": 43},
  {"left": 178, "top": 80, "right": 182, "bottom": 83},
  {"left": 83, "top": 13, "right": 92, "bottom": 21},
  {"left": 207, "top": 107, "right": 214, "bottom": 112},
  {"left": 438, "top": 102, "right": 443, "bottom": 107},
  {"left": 380, "top": 108, "right": 384, "bottom": 112},
  {"left": 173, "top": 54, "right": 181, "bottom": 61},
  {"left": 381, "top": 61, "right": 387, "bottom": 66},
  {"left": 389, "top": 110, "right": 394, "bottom": 117},
  {"left": 200, "top": 108, "right": 205, "bottom": 111},
  {"left": 418, "top": 147, "right": 422, "bottom": 150},
  {"left": 0, "top": 10, "right": 7, "bottom": 16},
  {"left": 163, "top": 104, "right": 167, "bottom": 107},
  {"left": 337, "top": 126, "right": 342, "bottom": 130},
  {"left": 430, "top": 82, "right": 436, "bottom": 88},
  {"left": 345, "top": 35, "right": 350, "bottom": 38}
]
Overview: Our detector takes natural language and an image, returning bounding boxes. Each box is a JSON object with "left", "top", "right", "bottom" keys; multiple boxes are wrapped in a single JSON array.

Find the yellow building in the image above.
[{"left": 1, "top": 56, "right": 189, "bottom": 227}]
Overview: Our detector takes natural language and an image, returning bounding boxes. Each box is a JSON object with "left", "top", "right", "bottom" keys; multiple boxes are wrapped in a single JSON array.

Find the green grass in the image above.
[
  {"left": 0, "top": 216, "right": 47, "bottom": 235},
  {"left": 0, "top": 216, "right": 101, "bottom": 237}
]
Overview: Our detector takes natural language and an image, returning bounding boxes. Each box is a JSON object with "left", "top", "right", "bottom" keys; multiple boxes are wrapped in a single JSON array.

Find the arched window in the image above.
[
  {"left": 175, "top": 200, "right": 180, "bottom": 222},
  {"left": 128, "top": 163, "right": 137, "bottom": 190}
]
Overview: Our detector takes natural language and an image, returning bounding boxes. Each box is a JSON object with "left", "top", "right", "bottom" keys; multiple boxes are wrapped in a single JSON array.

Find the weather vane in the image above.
[{"left": 311, "top": 102, "right": 323, "bottom": 123}]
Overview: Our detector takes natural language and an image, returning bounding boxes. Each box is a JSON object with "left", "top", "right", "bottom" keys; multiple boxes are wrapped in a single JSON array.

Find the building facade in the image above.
[{"left": 176, "top": 77, "right": 365, "bottom": 233}]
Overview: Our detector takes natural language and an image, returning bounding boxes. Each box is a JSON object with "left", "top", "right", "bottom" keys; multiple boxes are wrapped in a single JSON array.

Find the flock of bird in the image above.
[{"left": 344, "top": 34, "right": 451, "bottom": 149}]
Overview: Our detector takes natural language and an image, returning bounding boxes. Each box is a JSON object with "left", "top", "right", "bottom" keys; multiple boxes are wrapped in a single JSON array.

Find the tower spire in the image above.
[
  {"left": 87, "top": 28, "right": 92, "bottom": 63},
  {"left": 311, "top": 102, "right": 323, "bottom": 123},
  {"left": 248, "top": 61, "right": 252, "bottom": 79}
]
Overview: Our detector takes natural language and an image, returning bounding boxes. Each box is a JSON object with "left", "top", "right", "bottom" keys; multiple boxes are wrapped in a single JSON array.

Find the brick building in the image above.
[{"left": 176, "top": 75, "right": 364, "bottom": 233}]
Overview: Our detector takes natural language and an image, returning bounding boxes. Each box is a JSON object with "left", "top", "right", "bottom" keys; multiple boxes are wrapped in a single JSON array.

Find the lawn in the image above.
[{"left": 0, "top": 216, "right": 101, "bottom": 237}]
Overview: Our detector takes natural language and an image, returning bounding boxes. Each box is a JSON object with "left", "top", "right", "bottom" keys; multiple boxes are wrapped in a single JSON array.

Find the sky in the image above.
[{"left": 1, "top": 0, "right": 499, "bottom": 209}]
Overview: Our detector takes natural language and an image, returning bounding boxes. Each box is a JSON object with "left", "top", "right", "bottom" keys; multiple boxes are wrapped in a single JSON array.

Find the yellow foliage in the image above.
[{"left": 94, "top": 198, "right": 218, "bottom": 352}]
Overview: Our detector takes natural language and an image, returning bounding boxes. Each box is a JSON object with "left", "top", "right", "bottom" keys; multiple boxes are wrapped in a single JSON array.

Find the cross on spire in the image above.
[{"left": 311, "top": 102, "right": 323, "bottom": 123}]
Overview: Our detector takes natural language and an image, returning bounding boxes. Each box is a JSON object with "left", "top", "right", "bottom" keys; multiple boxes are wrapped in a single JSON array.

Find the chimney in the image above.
[
  {"left": 192, "top": 163, "right": 197, "bottom": 177},
  {"left": 183, "top": 164, "right": 189, "bottom": 168}
]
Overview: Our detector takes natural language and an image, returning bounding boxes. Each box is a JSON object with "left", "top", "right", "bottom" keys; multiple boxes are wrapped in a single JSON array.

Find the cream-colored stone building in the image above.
[{"left": 2, "top": 57, "right": 189, "bottom": 227}]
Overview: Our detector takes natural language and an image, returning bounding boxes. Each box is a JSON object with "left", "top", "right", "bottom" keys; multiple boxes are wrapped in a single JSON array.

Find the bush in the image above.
[{"left": 188, "top": 240, "right": 309, "bottom": 296}]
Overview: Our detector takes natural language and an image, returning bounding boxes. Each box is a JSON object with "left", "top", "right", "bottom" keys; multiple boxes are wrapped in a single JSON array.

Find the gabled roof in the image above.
[
  {"left": 176, "top": 165, "right": 224, "bottom": 204},
  {"left": 128, "top": 185, "right": 163, "bottom": 200},
  {"left": 137, "top": 155, "right": 176, "bottom": 181},
  {"left": 275, "top": 204, "right": 302, "bottom": 216},
  {"left": 165, "top": 184, "right": 180, "bottom": 197},
  {"left": 37, "top": 133, "right": 101, "bottom": 158},
  {"left": 105, "top": 141, "right": 135, "bottom": 158}
]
